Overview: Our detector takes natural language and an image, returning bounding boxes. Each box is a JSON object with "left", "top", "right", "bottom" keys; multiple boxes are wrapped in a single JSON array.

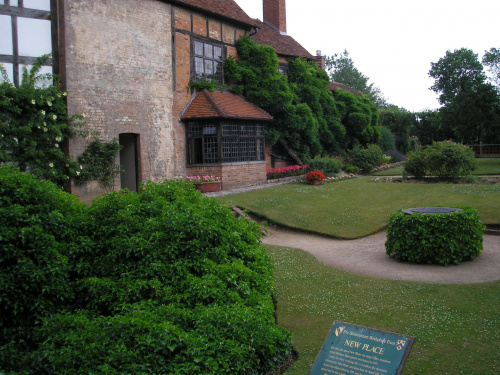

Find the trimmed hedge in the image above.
[
  {"left": 0, "top": 166, "right": 292, "bottom": 374},
  {"left": 404, "top": 141, "right": 476, "bottom": 179},
  {"left": 385, "top": 206, "right": 485, "bottom": 265}
]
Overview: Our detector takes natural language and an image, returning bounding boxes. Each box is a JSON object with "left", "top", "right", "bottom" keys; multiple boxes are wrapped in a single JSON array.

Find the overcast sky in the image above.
[{"left": 234, "top": 0, "right": 499, "bottom": 112}]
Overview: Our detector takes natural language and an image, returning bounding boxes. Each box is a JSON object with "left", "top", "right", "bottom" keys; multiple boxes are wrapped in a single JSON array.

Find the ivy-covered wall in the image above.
[{"left": 225, "top": 36, "right": 379, "bottom": 162}]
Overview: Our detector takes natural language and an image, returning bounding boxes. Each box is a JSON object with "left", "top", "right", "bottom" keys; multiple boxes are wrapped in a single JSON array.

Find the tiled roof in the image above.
[
  {"left": 251, "top": 19, "right": 315, "bottom": 60},
  {"left": 181, "top": 90, "right": 273, "bottom": 121},
  {"left": 167, "top": 0, "right": 257, "bottom": 28},
  {"left": 327, "top": 82, "right": 364, "bottom": 96}
]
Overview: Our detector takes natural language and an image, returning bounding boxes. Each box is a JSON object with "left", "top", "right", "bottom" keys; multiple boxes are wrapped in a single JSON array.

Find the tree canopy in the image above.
[
  {"left": 326, "top": 50, "right": 387, "bottom": 108},
  {"left": 429, "top": 48, "right": 500, "bottom": 144},
  {"left": 483, "top": 47, "right": 500, "bottom": 90}
]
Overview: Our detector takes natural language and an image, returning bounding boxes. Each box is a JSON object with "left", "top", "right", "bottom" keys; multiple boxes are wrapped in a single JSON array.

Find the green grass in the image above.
[
  {"left": 217, "top": 178, "right": 500, "bottom": 238},
  {"left": 373, "top": 158, "right": 500, "bottom": 176},
  {"left": 372, "top": 165, "right": 405, "bottom": 176},
  {"left": 474, "top": 158, "right": 500, "bottom": 175},
  {"left": 266, "top": 245, "right": 500, "bottom": 375}
]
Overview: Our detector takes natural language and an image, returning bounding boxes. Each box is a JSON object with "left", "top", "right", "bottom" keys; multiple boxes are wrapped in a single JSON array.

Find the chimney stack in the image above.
[
  {"left": 263, "top": 0, "right": 287, "bottom": 34},
  {"left": 315, "top": 50, "right": 326, "bottom": 71}
]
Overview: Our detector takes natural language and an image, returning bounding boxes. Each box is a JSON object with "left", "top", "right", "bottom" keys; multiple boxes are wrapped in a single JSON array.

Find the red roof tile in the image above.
[
  {"left": 167, "top": 0, "right": 257, "bottom": 28},
  {"left": 327, "top": 82, "right": 363, "bottom": 96},
  {"left": 181, "top": 90, "right": 273, "bottom": 121},
  {"left": 251, "top": 19, "right": 314, "bottom": 60}
]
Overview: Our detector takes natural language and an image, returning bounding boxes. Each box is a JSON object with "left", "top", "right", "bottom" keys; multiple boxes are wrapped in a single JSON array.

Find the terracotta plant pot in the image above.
[{"left": 194, "top": 181, "right": 222, "bottom": 193}]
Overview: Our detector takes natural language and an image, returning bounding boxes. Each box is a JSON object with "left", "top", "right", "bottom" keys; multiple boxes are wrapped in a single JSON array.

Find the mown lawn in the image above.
[
  {"left": 266, "top": 245, "right": 500, "bottom": 375},
  {"left": 216, "top": 176, "right": 500, "bottom": 374},
  {"left": 373, "top": 158, "right": 500, "bottom": 176},
  {"left": 217, "top": 177, "right": 500, "bottom": 239}
]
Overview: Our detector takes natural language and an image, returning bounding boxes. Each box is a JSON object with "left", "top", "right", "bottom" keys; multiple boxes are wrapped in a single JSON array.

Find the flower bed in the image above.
[
  {"left": 372, "top": 161, "right": 405, "bottom": 172},
  {"left": 186, "top": 175, "right": 221, "bottom": 183},
  {"left": 266, "top": 165, "right": 308, "bottom": 180},
  {"left": 324, "top": 173, "right": 357, "bottom": 182}
]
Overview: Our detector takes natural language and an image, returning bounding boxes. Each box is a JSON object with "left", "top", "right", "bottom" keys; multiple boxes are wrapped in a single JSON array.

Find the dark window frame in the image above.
[
  {"left": 278, "top": 62, "right": 289, "bottom": 76},
  {"left": 191, "top": 37, "right": 225, "bottom": 85},
  {"left": 187, "top": 120, "right": 265, "bottom": 166},
  {"left": 0, "top": 0, "right": 55, "bottom": 87}
]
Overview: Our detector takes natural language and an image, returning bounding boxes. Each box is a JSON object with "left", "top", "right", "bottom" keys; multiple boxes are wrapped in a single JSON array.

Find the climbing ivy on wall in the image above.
[{"left": 225, "top": 36, "right": 378, "bottom": 161}]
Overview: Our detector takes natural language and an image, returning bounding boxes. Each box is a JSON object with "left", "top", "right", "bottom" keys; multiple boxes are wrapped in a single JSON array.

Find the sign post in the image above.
[{"left": 309, "top": 321, "right": 415, "bottom": 375}]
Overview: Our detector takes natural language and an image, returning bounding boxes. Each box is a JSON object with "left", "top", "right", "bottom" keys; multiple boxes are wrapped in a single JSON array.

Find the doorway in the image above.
[{"left": 119, "top": 133, "right": 140, "bottom": 192}]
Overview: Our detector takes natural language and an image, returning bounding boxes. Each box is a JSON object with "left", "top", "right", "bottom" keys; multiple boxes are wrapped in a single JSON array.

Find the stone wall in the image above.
[{"left": 62, "top": 0, "right": 174, "bottom": 203}]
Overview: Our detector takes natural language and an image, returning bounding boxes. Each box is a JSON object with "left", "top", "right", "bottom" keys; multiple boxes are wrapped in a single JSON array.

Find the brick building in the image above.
[{"left": 0, "top": 0, "right": 319, "bottom": 203}]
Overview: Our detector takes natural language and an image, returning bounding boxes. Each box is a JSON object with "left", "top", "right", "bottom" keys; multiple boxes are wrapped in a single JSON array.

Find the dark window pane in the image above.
[{"left": 203, "top": 137, "right": 218, "bottom": 163}]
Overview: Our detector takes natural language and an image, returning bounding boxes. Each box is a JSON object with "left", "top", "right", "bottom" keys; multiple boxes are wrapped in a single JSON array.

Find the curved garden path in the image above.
[{"left": 262, "top": 226, "right": 500, "bottom": 284}]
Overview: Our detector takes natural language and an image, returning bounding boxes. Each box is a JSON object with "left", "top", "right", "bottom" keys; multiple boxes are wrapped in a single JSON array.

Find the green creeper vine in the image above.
[
  {"left": 0, "top": 56, "right": 121, "bottom": 189},
  {"left": 75, "top": 138, "right": 123, "bottom": 191}
]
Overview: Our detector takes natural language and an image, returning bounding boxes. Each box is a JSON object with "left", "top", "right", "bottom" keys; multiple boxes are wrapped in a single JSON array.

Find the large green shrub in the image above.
[
  {"left": 404, "top": 141, "right": 477, "bottom": 179},
  {"left": 376, "top": 126, "right": 396, "bottom": 152},
  {"left": 347, "top": 144, "right": 384, "bottom": 173},
  {"left": 385, "top": 206, "right": 485, "bottom": 265},
  {"left": 0, "top": 170, "right": 292, "bottom": 374},
  {"left": 306, "top": 156, "right": 343, "bottom": 174},
  {"left": 0, "top": 165, "right": 87, "bottom": 369}
]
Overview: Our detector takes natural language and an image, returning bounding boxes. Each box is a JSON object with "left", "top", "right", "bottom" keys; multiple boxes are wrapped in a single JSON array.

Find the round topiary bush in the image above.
[{"left": 385, "top": 206, "right": 485, "bottom": 265}]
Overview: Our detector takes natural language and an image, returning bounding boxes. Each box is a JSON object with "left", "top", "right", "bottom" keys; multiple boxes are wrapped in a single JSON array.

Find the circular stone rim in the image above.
[{"left": 402, "top": 207, "right": 462, "bottom": 215}]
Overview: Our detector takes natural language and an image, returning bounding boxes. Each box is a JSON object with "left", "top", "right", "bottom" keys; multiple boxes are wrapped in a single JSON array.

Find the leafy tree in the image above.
[
  {"left": 326, "top": 50, "right": 387, "bottom": 107},
  {"left": 429, "top": 48, "right": 500, "bottom": 144},
  {"left": 483, "top": 47, "right": 500, "bottom": 90},
  {"left": 429, "top": 48, "right": 486, "bottom": 105},
  {"left": 287, "top": 57, "right": 345, "bottom": 154},
  {"left": 377, "top": 106, "right": 417, "bottom": 152},
  {"left": 333, "top": 88, "right": 378, "bottom": 149},
  {"left": 226, "top": 36, "right": 335, "bottom": 160},
  {"left": 375, "top": 126, "right": 396, "bottom": 152},
  {"left": 414, "top": 109, "right": 448, "bottom": 145}
]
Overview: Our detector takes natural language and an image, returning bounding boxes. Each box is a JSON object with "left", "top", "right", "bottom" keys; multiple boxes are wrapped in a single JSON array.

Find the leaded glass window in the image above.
[
  {"left": 0, "top": 0, "right": 54, "bottom": 87},
  {"left": 187, "top": 121, "right": 265, "bottom": 165},
  {"left": 192, "top": 38, "right": 224, "bottom": 84}
]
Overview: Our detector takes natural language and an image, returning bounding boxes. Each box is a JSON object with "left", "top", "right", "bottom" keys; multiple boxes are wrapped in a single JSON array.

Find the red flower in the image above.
[{"left": 305, "top": 170, "right": 325, "bottom": 182}]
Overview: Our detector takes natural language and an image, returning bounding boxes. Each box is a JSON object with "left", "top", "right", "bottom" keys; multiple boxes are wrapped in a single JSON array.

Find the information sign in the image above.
[{"left": 309, "top": 321, "right": 415, "bottom": 375}]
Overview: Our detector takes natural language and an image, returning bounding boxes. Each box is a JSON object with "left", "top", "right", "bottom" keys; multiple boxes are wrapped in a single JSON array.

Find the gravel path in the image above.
[{"left": 262, "top": 226, "right": 500, "bottom": 284}]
